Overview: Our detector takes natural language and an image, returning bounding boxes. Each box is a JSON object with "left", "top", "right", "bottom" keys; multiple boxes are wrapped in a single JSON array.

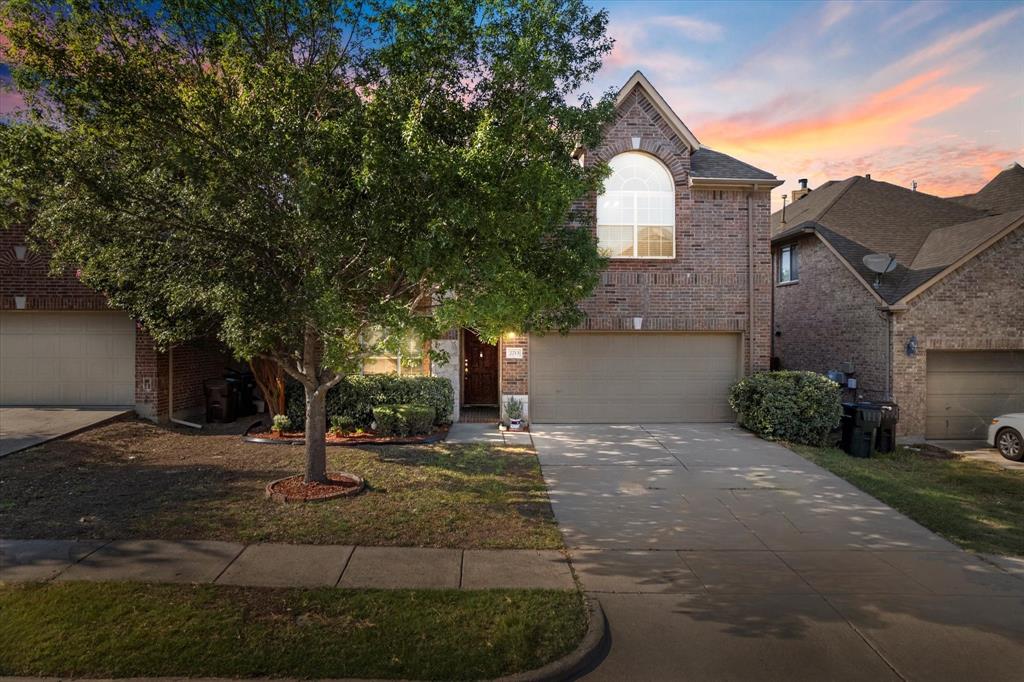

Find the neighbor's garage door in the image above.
[
  {"left": 0, "top": 312, "right": 135, "bottom": 406},
  {"left": 529, "top": 333, "right": 741, "bottom": 423},
  {"left": 926, "top": 350, "right": 1024, "bottom": 439}
]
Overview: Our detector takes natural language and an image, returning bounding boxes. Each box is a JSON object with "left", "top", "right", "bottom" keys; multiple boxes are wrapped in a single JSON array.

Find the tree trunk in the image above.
[{"left": 304, "top": 384, "right": 328, "bottom": 484}]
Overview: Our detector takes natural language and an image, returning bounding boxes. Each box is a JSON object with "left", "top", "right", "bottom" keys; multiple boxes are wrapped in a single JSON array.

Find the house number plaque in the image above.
[{"left": 504, "top": 347, "right": 524, "bottom": 360}]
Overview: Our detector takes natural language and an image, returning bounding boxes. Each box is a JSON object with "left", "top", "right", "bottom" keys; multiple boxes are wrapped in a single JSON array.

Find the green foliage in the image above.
[
  {"left": 729, "top": 371, "right": 842, "bottom": 446},
  {"left": 372, "top": 404, "right": 437, "bottom": 437},
  {"left": 287, "top": 375, "right": 454, "bottom": 429},
  {"left": 329, "top": 415, "right": 356, "bottom": 435},
  {"left": 505, "top": 396, "right": 524, "bottom": 420},
  {"left": 270, "top": 414, "right": 291, "bottom": 433}
]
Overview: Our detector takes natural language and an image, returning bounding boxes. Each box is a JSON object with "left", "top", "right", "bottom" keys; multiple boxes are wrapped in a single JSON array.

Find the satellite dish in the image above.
[{"left": 863, "top": 254, "right": 898, "bottom": 274}]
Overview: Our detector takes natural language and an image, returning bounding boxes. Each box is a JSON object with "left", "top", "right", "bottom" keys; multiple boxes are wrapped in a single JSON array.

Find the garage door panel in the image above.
[
  {"left": 0, "top": 312, "right": 135, "bottom": 407},
  {"left": 925, "top": 350, "right": 1024, "bottom": 439},
  {"left": 530, "top": 333, "right": 740, "bottom": 423}
]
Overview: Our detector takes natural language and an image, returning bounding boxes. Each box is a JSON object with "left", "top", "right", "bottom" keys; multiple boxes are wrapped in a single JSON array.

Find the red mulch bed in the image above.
[
  {"left": 246, "top": 424, "right": 448, "bottom": 446},
  {"left": 265, "top": 472, "right": 366, "bottom": 503}
]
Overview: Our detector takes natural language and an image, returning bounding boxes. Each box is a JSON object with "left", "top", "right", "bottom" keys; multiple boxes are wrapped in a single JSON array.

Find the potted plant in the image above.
[
  {"left": 270, "top": 414, "right": 291, "bottom": 438},
  {"left": 505, "top": 396, "right": 524, "bottom": 431}
]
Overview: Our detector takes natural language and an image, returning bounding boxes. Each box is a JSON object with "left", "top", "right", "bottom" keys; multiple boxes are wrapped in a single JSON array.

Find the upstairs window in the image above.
[
  {"left": 597, "top": 152, "right": 675, "bottom": 259},
  {"left": 778, "top": 244, "right": 798, "bottom": 283}
]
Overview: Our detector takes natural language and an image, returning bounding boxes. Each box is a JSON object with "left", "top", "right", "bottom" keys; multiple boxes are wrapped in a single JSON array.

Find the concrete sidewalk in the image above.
[{"left": 0, "top": 539, "right": 574, "bottom": 590}]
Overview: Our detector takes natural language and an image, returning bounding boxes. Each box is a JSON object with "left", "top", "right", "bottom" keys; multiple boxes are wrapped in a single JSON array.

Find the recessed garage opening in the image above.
[
  {"left": 925, "top": 350, "right": 1024, "bottom": 439},
  {"left": 0, "top": 312, "right": 135, "bottom": 407},
  {"left": 529, "top": 332, "right": 742, "bottom": 423}
]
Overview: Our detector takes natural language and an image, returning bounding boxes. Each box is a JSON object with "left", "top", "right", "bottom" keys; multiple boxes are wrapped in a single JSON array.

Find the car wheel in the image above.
[{"left": 996, "top": 428, "right": 1023, "bottom": 462}]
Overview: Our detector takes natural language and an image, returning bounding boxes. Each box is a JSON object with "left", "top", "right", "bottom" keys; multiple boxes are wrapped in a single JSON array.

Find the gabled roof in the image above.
[
  {"left": 609, "top": 71, "right": 781, "bottom": 190},
  {"left": 616, "top": 71, "right": 701, "bottom": 151},
  {"left": 772, "top": 169, "right": 1023, "bottom": 305},
  {"left": 955, "top": 163, "right": 1024, "bottom": 214}
]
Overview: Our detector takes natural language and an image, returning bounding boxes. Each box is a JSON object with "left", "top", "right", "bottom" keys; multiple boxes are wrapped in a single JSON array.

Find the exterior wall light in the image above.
[
  {"left": 505, "top": 331, "right": 517, "bottom": 340},
  {"left": 14, "top": 295, "right": 27, "bottom": 310},
  {"left": 13, "top": 245, "right": 27, "bottom": 261},
  {"left": 633, "top": 317, "right": 643, "bottom": 330},
  {"left": 905, "top": 335, "right": 918, "bottom": 357}
]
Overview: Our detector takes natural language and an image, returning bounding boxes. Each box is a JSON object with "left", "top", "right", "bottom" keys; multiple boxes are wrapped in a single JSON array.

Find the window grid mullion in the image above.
[{"left": 632, "top": 192, "right": 639, "bottom": 257}]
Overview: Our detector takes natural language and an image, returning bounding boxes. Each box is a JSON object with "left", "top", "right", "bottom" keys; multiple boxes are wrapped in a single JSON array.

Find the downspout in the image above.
[
  {"left": 168, "top": 345, "right": 202, "bottom": 429},
  {"left": 886, "top": 311, "right": 893, "bottom": 400},
  {"left": 747, "top": 193, "right": 756, "bottom": 374}
]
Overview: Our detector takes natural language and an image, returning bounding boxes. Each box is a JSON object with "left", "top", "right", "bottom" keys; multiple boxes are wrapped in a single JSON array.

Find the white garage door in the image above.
[
  {"left": 926, "top": 350, "right": 1024, "bottom": 439},
  {"left": 529, "top": 332, "right": 741, "bottom": 423},
  {"left": 0, "top": 312, "right": 135, "bottom": 406}
]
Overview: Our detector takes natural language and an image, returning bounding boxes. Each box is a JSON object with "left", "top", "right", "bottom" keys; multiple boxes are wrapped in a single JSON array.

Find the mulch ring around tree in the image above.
[
  {"left": 243, "top": 421, "right": 449, "bottom": 446},
  {"left": 265, "top": 472, "right": 366, "bottom": 503}
]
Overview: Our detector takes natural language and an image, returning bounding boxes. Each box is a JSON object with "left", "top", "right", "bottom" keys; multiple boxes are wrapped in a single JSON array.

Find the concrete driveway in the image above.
[
  {"left": 531, "top": 424, "right": 1024, "bottom": 681},
  {"left": 0, "top": 407, "right": 129, "bottom": 457}
]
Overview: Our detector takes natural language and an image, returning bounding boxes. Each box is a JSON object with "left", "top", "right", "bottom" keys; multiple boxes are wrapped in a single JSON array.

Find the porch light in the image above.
[{"left": 505, "top": 331, "right": 517, "bottom": 340}]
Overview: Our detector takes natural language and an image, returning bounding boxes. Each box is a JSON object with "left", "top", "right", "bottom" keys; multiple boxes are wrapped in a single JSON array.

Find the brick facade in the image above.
[
  {"left": 772, "top": 234, "right": 890, "bottom": 399},
  {"left": 891, "top": 226, "right": 1024, "bottom": 439},
  {"left": 2, "top": 224, "right": 229, "bottom": 421},
  {"left": 483, "top": 85, "right": 772, "bottom": 416}
]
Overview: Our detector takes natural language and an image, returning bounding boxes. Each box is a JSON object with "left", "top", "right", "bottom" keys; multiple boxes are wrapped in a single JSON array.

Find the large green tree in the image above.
[{"left": 0, "top": 0, "right": 613, "bottom": 483}]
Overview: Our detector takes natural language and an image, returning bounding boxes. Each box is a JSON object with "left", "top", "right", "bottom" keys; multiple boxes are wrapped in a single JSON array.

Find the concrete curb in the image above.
[
  {"left": 494, "top": 596, "right": 607, "bottom": 682},
  {"left": 0, "top": 598, "right": 606, "bottom": 682}
]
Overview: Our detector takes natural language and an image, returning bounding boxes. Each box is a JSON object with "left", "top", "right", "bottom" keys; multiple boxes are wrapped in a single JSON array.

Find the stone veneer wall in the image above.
[{"left": 891, "top": 226, "right": 1024, "bottom": 440}]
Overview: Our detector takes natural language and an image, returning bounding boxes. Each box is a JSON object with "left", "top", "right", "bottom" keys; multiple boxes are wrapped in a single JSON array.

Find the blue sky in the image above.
[{"left": 590, "top": 0, "right": 1024, "bottom": 206}]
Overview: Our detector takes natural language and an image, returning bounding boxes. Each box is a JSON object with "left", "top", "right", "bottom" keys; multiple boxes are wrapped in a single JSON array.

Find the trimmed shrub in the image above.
[
  {"left": 329, "top": 415, "right": 355, "bottom": 434},
  {"left": 372, "top": 405, "right": 406, "bottom": 436},
  {"left": 401, "top": 404, "right": 436, "bottom": 435},
  {"left": 271, "top": 414, "right": 291, "bottom": 433},
  {"left": 286, "top": 375, "right": 454, "bottom": 429},
  {"left": 371, "top": 404, "right": 437, "bottom": 436},
  {"left": 729, "top": 371, "right": 842, "bottom": 446}
]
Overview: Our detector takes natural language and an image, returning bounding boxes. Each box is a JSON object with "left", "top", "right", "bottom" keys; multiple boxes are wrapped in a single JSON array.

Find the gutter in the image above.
[{"left": 690, "top": 176, "right": 784, "bottom": 191}]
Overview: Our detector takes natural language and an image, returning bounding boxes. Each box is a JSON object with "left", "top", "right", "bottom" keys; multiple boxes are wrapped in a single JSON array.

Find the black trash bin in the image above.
[
  {"left": 224, "top": 369, "right": 256, "bottom": 417},
  {"left": 865, "top": 401, "right": 900, "bottom": 453},
  {"left": 205, "top": 378, "right": 237, "bottom": 423},
  {"left": 841, "top": 402, "right": 881, "bottom": 457}
]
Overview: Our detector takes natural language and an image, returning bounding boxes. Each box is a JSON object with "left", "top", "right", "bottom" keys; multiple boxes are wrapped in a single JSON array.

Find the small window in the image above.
[
  {"left": 362, "top": 330, "right": 428, "bottom": 376},
  {"left": 778, "top": 244, "right": 798, "bottom": 283},
  {"left": 597, "top": 152, "right": 675, "bottom": 259}
]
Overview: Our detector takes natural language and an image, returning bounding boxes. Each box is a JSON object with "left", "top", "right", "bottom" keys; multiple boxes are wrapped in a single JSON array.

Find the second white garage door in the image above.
[
  {"left": 0, "top": 312, "right": 135, "bottom": 406},
  {"left": 529, "top": 332, "right": 741, "bottom": 423}
]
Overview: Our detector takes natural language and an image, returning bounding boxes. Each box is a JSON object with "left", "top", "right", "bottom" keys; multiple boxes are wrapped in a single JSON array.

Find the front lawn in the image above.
[
  {"left": 0, "top": 582, "right": 585, "bottom": 680},
  {"left": 789, "top": 444, "right": 1024, "bottom": 557},
  {"left": 0, "top": 419, "right": 561, "bottom": 549}
]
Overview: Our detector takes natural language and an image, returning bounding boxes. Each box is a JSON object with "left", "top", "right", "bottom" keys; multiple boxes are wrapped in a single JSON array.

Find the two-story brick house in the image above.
[
  {"left": 771, "top": 164, "right": 1024, "bottom": 442},
  {"left": 436, "top": 72, "right": 781, "bottom": 423}
]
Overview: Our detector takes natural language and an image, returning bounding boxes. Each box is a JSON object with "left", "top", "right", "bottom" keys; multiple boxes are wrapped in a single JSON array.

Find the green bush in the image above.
[
  {"left": 271, "top": 414, "right": 291, "bottom": 433},
  {"left": 728, "top": 371, "right": 842, "bottom": 446},
  {"left": 371, "top": 404, "right": 437, "bottom": 436},
  {"left": 286, "top": 375, "right": 454, "bottom": 430},
  {"left": 401, "top": 404, "right": 436, "bottom": 435},
  {"left": 372, "top": 405, "right": 406, "bottom": 436},
  {"left": 329, "top": 415, "right": 355, "bottom": 434}
]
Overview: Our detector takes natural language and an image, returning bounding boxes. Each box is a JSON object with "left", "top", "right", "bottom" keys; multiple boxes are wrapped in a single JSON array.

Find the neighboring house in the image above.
[
  {"left": 771, "top": 163, "right": 1024, "bottom": 442},
  {"left": 433, "top": 71, "right": 781, "bottom": 423},
  {"left": 0, "top": 223, "right": 230, "bottom": 420}
]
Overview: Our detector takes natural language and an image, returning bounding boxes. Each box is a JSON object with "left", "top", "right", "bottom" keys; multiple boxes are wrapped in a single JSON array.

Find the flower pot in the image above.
[{"left": 509, "top": 418, "right": 523, "bottom": 431}]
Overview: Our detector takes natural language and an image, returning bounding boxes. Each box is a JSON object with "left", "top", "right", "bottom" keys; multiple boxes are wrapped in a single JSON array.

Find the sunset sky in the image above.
[{"left": 590, "top": 0, "right": 1024, "bottom": 208}]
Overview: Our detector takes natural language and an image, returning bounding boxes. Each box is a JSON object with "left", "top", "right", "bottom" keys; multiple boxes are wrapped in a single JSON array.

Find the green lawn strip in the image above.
[
  {"left": 789, "top": 444, "right": 1024, "bottom": 557},
  {"left": 0, "top": 420, "right": 563, "bottom": 549},
  {"left": 0, "top": 582, "right": 587, "bottom": 680}
]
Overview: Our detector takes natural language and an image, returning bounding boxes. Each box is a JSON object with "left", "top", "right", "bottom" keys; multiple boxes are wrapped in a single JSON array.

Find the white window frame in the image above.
[
  {"left": 777, "top": 244, "right": 798, "bottom": 284},
  {"left": 597, "top": 153, "right": 676, "bottom": 260}
]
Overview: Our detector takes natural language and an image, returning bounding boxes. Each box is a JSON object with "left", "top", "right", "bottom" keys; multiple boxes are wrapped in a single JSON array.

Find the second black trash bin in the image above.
[
  {"left": 841, "top": 402, "right": 882, "bottom": 457},
  {"left": 205, "top": 378, "right": 237, "bottom": 423}
]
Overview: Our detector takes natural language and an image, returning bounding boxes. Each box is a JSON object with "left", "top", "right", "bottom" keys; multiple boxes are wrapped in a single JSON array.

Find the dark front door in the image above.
[{"left": 463, "top": 329, "right": 499, "bottom": 405}]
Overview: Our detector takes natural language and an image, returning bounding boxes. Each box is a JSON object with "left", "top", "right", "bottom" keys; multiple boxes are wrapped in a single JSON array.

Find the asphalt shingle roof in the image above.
[
  {"left": 770, "top": 167, "right": 1024, "bottom": 304},
  {"left": 957, "top": 163, "right": 1024, "bottom": 214},
  {"left": 690, "top": 147, "right": 777, "bottom": 180}
]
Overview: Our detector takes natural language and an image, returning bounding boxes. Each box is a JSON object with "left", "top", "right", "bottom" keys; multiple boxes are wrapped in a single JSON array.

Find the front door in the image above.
[{"left": 463, "top": 329, "right": 499, "bottom": 405}]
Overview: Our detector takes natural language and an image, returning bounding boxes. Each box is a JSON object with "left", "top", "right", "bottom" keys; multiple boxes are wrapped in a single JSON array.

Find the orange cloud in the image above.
[{"left": 699, "top": 68, "right": 981, "bottom": 157}]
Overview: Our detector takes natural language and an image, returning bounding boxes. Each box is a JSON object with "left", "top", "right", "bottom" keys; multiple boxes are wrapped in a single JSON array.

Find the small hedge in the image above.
[
  {"left": 729, "top": 370, "right": 842, "bottom": 446},
  {"left": 285, "top": 375, "right": 454, "bottom": 430},
  {"left": 373, "top": 404, "right": 436, "bottom": 436}
]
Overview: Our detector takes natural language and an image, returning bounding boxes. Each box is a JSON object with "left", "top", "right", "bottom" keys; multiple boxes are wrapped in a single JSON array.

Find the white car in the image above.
[{"left": 988, "top": 414, "right": 1023, "bottom": 462}]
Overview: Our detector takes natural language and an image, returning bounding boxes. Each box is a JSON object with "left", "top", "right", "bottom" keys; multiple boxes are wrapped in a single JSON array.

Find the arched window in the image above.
[{"left": 597, "top": 152, "right": 675, "bottom": 258}]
